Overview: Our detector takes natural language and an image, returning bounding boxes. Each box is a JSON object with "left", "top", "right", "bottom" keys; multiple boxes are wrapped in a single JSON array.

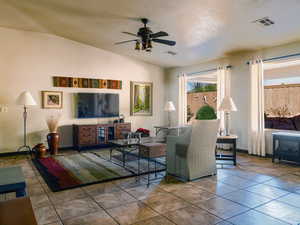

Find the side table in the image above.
[{"left": 216, "top": 135, "right": 238, "bottom": 166}]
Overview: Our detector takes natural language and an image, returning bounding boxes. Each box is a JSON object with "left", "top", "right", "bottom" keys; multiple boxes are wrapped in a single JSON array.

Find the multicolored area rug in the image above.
[{"left": 33, "top": 152, "right": 165, "bottom": 192}]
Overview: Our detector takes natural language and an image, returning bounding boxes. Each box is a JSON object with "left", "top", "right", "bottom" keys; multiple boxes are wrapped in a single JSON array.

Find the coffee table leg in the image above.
[
  {"left": 155, "top": 160, "right": 157, "bottom": 178},
  {"left": 137, "top": 149, "right": 140, "bottom": 182},
  {"left": 147, "top": 157, "right": 150, "bottom": 187},
  {"left": 123, "top": 150, "right": 126, "bottom": 167},
  {"left": 16, "top": 188, "right": 26, "bottom": 197},
  {"left": 110, "top": 148, "right": 113, "bottom": 161}
]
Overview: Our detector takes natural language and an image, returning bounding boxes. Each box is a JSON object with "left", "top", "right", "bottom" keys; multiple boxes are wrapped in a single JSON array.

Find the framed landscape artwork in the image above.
[
  {"left": 130, "top": 81, "right": 153, "bottom": 116},
  {"left": 42, "top": 91, "right": 63, "bottom": 109}
]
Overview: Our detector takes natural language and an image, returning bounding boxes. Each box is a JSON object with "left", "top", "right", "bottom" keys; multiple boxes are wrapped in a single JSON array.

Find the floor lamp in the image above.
[
  {"left": 164, "top": 101, "right": 176, "bottom": 127},
  {"left": 219, "top": 96, "right": 237, "bottom": 136},
  {"left": 16, "top": 91, "right": 37, "bottom": 153}
]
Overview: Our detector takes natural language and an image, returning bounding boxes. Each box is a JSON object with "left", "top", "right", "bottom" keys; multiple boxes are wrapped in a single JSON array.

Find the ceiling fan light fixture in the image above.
[
  {"left": 142, "top": 42, "right": 147, "bottom": 50},
  {"left": 147, "top": 40, "right": 152, "bottom": 49},
  {"left": 135, "top": 41, "right": 141, "bottom": 50},
  {"left": 117, "top": 18, "right": 176, "bottom": 52}
]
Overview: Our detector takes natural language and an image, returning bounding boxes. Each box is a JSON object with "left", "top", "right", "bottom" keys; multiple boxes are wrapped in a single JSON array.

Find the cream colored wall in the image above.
[
  {"left": 166, "top": 41, "right": 300, "bottom": 150},
  {"left": 0, "top": 27, "right": 166, "bottom": 153}
]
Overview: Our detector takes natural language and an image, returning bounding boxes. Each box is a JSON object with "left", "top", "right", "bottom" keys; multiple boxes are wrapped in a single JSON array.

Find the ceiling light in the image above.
[
  {"left": 253, "top": 17, "right": 275, "bottom": 26},
  {"left": 142, "top": 42, "right": 147, "bottom": 50},
  {"left": 166, "top": 51, "right": 177, "bottom": 56},
  {"left": 147, "top": 40, "right": 152, "bottom": 49},
  {"left": 135, "top": 41, "right": 141, "bottom": 50}
]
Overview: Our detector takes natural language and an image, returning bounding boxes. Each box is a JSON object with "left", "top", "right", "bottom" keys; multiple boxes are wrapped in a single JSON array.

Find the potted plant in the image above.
[
  {"left": 46, "top": 114, "right": 61, "bottom": 155},
  {"left": 195, "top": 105, "right": 217, "bottom": 120}
]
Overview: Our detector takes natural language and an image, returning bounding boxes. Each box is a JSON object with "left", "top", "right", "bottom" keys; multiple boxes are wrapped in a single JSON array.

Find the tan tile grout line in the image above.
[
  {"left": 82, "top": 187, "right": 122, "bottom": 225},
  {"left": 155, "top": 184, "right": 226, "bottom": 223},
  {"left": 114, "top": 178, "right": 181, "bottom": 225}
]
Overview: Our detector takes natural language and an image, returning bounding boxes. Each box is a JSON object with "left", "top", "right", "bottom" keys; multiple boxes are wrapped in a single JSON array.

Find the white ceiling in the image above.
[{"left": 1, "top": 0, "right": 300, "bottom": 68}]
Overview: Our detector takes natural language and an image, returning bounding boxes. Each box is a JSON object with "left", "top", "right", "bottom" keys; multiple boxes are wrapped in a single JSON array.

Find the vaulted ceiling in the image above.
[{"left": 1, "top": 0, "right": 300, "bottom": 68}]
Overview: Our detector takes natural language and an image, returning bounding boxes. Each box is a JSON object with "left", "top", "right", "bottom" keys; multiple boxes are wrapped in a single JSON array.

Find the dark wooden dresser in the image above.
[{"left": 73, "top": 123, "right": 131, "bottom": 150}]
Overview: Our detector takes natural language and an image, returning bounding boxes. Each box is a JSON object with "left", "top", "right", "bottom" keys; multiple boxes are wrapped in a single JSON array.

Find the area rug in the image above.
[{"left": 33, "top": 152, "right": 165, "bottom": 192}]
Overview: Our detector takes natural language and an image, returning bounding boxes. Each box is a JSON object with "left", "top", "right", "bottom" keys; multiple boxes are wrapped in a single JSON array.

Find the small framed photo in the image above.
[{"left": 42, "top": 91, "right": 63, "bottom": 109}]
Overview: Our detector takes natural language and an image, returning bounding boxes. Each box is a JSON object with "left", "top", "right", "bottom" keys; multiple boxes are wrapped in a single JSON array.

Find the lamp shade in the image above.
[
  {"left": 219, "top": 96, "right": 237, "bottom": 112},
  {"left": 0, "top": 105, "right": 8, "bottom": 113},
  {"left": 164, "top": 101, "right": 176, "bottom": 112},
  {"left": 16, "top": 91, "right": 37, "bottom": 106}
]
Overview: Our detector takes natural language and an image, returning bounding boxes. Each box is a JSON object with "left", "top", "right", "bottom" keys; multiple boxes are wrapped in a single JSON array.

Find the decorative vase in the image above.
[
  {"left": 47, "top": 132, "right": 59, "bottom": 155},
  {"left": 33, "top": 143, "right": 47, "bottom": 158}
]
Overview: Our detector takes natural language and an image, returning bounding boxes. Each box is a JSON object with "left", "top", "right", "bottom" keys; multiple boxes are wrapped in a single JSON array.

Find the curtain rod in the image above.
[
  {"left": 185, "top": 65, "right": 232, "bottom": 76},
  {"left": 246, "top": 52, "right": 300, "bottom": 64}
]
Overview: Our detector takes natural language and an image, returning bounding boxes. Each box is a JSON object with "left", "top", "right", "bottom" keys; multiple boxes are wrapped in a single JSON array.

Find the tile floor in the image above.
[{"left": 1, "top": 150, "right": 300, "bottom": 225}]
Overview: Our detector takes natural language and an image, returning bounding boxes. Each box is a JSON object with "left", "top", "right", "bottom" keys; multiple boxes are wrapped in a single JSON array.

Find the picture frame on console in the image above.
[
  {"left": 42, "top": 91, "right": 63, "bottom": 109},
  {"left": 130, "top": 81, "right": 153, "bottom": 116}
]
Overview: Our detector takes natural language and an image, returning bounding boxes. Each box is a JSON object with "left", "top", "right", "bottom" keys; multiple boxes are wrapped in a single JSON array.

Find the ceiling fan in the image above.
[{"left": 115, "top": 18, "right": 176, "bottom": 52}]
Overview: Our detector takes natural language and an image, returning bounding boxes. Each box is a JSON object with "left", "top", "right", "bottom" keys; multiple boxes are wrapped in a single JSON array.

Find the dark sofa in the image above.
[{"left": 265, "top": 114, "right": 300, "bottom": 131}]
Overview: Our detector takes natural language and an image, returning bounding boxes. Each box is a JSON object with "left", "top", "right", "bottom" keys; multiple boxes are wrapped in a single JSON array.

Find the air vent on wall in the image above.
[
  {"left": 253, "top": 17, "right": 275, "bottom": 26},
  {"left": 166, "top": 51, "right": 177, "bottom": 56}
]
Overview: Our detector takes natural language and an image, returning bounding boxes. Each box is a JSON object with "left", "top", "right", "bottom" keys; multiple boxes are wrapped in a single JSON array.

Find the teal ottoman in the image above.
[{"left": 0, "top": 166, "right": 26, "bottom": 197}]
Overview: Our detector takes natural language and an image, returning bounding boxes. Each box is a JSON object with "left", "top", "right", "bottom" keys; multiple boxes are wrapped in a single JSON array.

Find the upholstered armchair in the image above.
[{"left": 166, "top": 120, "right": 219, "bottom": 181}]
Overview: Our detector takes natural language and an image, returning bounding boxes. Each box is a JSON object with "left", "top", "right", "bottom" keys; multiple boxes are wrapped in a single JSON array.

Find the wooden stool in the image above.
[
  {"left": 139, "top": 143, "right": 166, "bottom": 186},
  {"left": 0, "top": 197, "right": 38, "bottom": 225}
]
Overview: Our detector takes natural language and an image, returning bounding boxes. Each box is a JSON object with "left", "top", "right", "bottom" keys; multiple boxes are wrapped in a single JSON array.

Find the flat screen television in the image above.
[{"left": 74, "top": 93, "right": 119, "bottom": 118}]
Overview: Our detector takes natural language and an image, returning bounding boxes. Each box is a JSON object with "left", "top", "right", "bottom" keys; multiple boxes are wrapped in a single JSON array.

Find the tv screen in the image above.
[{"left": 74, "top": 93, "right": 119, "bottom": 118}]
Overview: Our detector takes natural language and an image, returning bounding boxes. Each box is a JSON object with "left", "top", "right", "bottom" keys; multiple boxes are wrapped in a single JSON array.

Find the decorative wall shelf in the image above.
[{"left": 53, "top": 76, "right": 122, "bottom": 90}]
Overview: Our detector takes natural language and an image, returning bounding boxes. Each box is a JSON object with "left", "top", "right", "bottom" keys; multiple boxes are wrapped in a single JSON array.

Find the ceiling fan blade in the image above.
[
  {"left": 150, "top": 31, "right": 169, "bottom": 38},
  {"left": 115, "top": 39, "right": 138, "bottom": 45},
  {"left": 122, "top": 31, "right": 138, "bottom": 37},
  {"left": 152, "top": 39, "right": 176, "bottom": 46}
]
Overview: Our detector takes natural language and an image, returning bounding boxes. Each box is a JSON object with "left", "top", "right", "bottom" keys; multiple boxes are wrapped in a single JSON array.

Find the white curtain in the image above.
[
  {"left": 178, "top": 74, "right": 187, "bottom": 125},
  {"left": 217, "top": 67, "right": 231, "bottom": 132},
  {"left": 248, "top": 59, "right": 265, "bottom": 156}
]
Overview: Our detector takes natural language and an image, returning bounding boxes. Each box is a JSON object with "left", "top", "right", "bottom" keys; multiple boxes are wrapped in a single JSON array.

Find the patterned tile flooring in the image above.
[{"left": 1, "top": 150, "right": 300, "bottom": 225}]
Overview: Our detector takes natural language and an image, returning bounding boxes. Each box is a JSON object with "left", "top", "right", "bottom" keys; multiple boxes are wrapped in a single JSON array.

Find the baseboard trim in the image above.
[
  {"left": 0, "top": 151, "right": 30, "bottom": 157},
  {"left": 236, "top": 148, "right": 248, "bottom": 153},
  {"left": 0, "top": 146, "right": 75, "bottom": 157},
  {"left": 227, "top": 148, "right": 274, "bottom": 158}
]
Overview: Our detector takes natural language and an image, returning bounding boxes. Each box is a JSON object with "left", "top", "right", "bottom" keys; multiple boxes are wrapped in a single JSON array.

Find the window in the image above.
[
  {"left": 186, "top": 73, "right": 217, "bottom": 123},
  {"left": 264, "top": 63, "right": 300, "bottom": 131}
]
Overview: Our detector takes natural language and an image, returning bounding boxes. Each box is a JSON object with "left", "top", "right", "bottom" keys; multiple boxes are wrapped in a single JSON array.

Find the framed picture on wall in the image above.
[
  {"left": 42, "top": 91, "right": 63, "bottom": 109},
  {"left": 130, "top": 81, "right": 153, "bottom": 116}
]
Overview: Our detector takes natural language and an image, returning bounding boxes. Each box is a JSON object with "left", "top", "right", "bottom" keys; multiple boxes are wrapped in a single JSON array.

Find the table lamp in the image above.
[
  {"left": 16, "top": 91, "right": 37, "bottom": 153},
  {"left": 164, "top": 101, "right": 176, "bottom": 127},
  {"left": 0, "top": 104, "right": 8, "bottom": 113},
  {"left": 219, "top": 96, "right": 237, "bottom": 136}
]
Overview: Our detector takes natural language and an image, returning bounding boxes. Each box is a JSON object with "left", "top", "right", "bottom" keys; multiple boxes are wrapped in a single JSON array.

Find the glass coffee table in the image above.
[
  {"left": 109, "top": 138, "right": 142, "bottom": 168},
  {"left": 109, "top": 138, "right": 166, "bottom": 184}
]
